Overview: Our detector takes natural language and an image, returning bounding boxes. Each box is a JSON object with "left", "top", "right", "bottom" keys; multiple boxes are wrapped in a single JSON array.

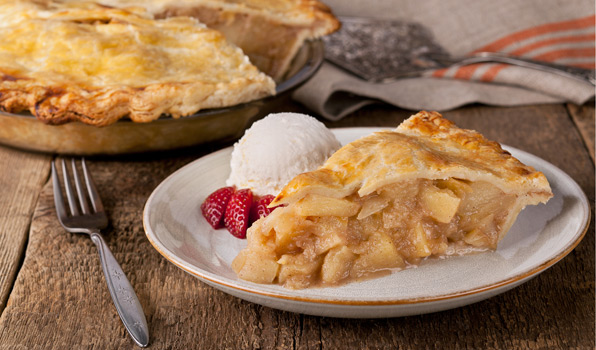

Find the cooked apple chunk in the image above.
[
  {"left": 321, "top": 246, "right": 356, "bottom": 284},
  {"left": 295, "top": 194, "right": 360, "bottom": 217},
  {"left": 232, "top": 111, "right": 552, "bottom": 289},
  {"left": 420, "top": 185, "right": 461, "bottom": 223}
]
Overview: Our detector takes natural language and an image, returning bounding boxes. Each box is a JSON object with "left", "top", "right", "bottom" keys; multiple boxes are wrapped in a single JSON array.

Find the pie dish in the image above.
[
  {"left": 0, "top": 38, "right": 324, "bottom": 154},
  {"left": 232, "top": 112, "right": 553, "bottom": 289}
]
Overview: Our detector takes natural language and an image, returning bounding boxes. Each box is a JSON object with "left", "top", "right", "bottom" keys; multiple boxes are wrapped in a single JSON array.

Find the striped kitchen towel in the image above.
[{"left": 293, "top": 0, "right": 595, "bottom": 120}]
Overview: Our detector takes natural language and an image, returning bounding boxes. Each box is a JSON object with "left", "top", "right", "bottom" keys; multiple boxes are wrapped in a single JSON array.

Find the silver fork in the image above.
[{"left": 51, "top": 158, "right": 149, "bottom": 347}]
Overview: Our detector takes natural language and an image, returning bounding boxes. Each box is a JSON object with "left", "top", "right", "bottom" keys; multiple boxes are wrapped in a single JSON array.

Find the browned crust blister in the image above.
[{"left": 299, "top": 0, "right": 341, "bottom": 35}]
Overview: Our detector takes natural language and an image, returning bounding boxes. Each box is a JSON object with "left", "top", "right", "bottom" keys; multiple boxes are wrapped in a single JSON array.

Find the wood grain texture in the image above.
[
  {"left": 0, "top": 147, "right": 50, "bottom": 314},
  {"left": 567, "top": 103, "right": 595, "bottom": 163},
  {"left": 0, "top": 104, "right": 593, "bottom": 349}
]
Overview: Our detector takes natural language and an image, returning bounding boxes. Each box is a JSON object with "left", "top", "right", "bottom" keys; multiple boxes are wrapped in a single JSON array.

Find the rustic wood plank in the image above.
[
  {"left": 0, "top": 156, "right": 196, "bottom": 349},
  {"left": 0, "top": 147, "right": 51, "bottom": 314},
  {"left": 0, "top": 104, "right": 592, "bottom": 349},
  {"left": 567, "top": 103, "right": 595, "bottom": 162}
]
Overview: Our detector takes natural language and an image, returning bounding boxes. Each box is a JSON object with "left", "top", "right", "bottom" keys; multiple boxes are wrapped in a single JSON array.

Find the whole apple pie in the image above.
[{"left": 232, "top": 111, "right": 553, "bottom": 289}]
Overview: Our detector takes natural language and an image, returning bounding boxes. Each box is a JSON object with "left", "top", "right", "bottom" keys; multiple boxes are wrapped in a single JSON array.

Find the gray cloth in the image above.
[{"left": 293, "top": 0, "right": 595, "bottom": 120}]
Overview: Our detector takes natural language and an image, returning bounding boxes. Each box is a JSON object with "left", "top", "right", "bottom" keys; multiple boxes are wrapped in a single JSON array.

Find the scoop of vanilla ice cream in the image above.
[{"left": 226, "top": 112, "right": 342, "bottom": 197}]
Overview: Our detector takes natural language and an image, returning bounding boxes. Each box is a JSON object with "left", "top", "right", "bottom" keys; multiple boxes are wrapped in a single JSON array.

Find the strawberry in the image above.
[
  {"left": 250, "top": 194, "right": 277, "bottom": 223},
  {"left": 200, "top": 186, "right": 235, "bottom": 229},
  {"left": 224, "top": 188, "right": 253, "bottom": 238}
]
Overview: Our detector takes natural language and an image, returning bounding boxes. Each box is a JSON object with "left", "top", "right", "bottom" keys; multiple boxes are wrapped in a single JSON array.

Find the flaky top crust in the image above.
[
  {"left": 0, "top": 2, "right": 275, "bottom": 126},
  {"left": 271, "top": 111, "right": 552, "bottom": 207}
]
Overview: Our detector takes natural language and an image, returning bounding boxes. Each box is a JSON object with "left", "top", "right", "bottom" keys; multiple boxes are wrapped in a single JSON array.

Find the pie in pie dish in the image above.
[
  {"left": 0, "top": 2, "right": 275, "bottom": 126},
  {"left": 75, "top": 0, "right": 340, "bottom": 80},
  {"left": 0, "top": 0, "right": 338, "bottom": 126},
  {"left": 232, "top": 111, "right": 553, "bottom": 289}
]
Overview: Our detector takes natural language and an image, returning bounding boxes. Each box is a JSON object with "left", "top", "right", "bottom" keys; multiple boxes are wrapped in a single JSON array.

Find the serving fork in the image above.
[{"left": 51, "top": 158, "right": 149, "bottom": 347}]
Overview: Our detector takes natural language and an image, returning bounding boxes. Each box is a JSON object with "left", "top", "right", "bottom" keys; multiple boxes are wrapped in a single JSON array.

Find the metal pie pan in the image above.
[{"left": 0, "top": 40, "right": 323, "bottom": 155}]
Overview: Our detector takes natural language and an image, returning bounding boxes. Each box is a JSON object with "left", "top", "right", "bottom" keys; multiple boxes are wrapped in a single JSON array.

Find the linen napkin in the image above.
[{"left": 294, "top": 0, "right": 595, "bottom": 120}]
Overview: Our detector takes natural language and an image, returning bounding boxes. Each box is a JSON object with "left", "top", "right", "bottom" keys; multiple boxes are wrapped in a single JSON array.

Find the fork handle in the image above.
[
  {"left": 463, "top": 52, "right": 595, "bottom": 85},
  {"left": 91, "top": 232, "right": 150, "bottom": 347}
]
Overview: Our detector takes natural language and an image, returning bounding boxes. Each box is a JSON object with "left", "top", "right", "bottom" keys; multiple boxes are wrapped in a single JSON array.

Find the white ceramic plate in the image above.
[{"left": 143, "top": 128, "right": 590, "bottom": 318}]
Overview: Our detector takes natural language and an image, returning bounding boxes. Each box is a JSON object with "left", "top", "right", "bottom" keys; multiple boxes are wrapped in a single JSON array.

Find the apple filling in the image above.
[{"left": 232, "top": 178, "right": 518, "bottom": 289}]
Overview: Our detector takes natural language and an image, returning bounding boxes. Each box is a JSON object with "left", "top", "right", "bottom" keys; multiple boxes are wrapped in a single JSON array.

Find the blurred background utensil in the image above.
[
  {"left": 323, "top": 17, "right": 595, "bottom": 85},
  {"left": 51, "top": 158, "right": 149, "bottom": 347}
]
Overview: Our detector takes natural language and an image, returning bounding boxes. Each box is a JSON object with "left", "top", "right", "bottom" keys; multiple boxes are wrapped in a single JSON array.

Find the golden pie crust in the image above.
[
  {"left": 232, "top": 111, "right": 553, "bottom": 289},
  {"left": 273, "top": 111, "right": 552, "bottom": 206}
]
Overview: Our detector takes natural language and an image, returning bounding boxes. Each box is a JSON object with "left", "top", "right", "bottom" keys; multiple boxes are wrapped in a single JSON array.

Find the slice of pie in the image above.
[
  {"left": 232, "top": 111, "right": 553, "bottom": 289},
  {"left": 0, "top": 2, "right": 275, "bottom": 125},
  {"left": 71, "top": 0, "right": 341, "bottom": 80}
]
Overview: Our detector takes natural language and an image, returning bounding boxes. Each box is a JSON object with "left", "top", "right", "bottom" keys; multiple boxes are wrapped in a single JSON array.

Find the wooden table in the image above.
[{"left": 0, "top": 103, "right": 593, "bottom": 349}]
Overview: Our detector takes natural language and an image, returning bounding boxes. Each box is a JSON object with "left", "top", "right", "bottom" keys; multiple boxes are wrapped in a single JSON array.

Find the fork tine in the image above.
[
  {"left": 82, "top": 158, "right": 104, "bottom": 213},
  {"left": 71, "top": 158, "right": 91, "bottom": 215},
  {"left": 61, "top": 158, "right": 80, "bottom": 216},
  {"left": 51, "top": 161, "right": 68, "bottom": 220}
]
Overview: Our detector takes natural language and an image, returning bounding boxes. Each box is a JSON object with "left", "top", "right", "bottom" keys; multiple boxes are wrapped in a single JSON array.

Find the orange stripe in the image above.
[
  {"left": 432, "top": 68, "right": 449, "bottom": 78},
  {"left": 453, "top": 64, "right": 484, "bottom": 80},
  {"left": 454, "top": 34, "right": 595, "bottom": 81},
  {"left": 572, "top": 62, "right": 596, "bottom": 69},
  {"left": 480, "top": 59, "right": 594, "bottom": 82},
  {"left": 474, "top": 15, "right": 596, "bottom": 53},
  {"left": 480, "top": 64, "right": 508, "bottom": 82},
  {"left": 510, "top": 34, "right": 596, "bottom": 56},
  {"left": 532, "top": 47, "right": 595, "bottom": 61}
]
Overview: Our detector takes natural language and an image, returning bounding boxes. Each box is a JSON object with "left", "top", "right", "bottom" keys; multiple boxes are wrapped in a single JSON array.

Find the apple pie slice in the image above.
[{"left": 232, "top": 111, "right": 553, "bottom": 289}]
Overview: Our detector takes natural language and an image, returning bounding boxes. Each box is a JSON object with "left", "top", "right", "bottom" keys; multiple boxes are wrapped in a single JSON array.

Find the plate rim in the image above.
[{"left": 143, "top": 127, "right": 591, "bottom": 306}]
